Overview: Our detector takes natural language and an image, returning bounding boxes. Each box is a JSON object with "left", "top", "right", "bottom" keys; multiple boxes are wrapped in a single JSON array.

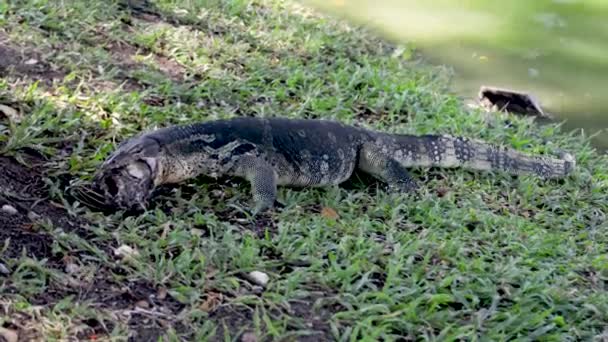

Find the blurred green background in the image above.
[{"left": 304, "top": 0, "right": 608, "bottom": 148}]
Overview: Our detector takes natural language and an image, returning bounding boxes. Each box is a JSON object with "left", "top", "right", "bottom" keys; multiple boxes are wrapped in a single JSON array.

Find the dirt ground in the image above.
[
  {"left": 0, "top": 153, "right": 187, "bottom": 340},
  {"left": 0, "top": 127, "right": 334, "bottom": 341},
  {"left": 6, "top": 0, "right": 604, "bottom": 340}
]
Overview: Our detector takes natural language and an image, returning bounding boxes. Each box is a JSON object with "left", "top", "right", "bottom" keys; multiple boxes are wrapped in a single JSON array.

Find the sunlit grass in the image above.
[{"left": 0, "top": 0, "right": 607, "bottom": 340}]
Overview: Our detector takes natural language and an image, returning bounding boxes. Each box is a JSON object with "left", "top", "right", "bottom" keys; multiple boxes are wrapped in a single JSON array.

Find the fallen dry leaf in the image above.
[
  {"left": 157, "top": 287, "right": 168, "bottom": 300},
  {"left": 135, "top": 300, "right": 150, "bottom": 309},
  {"left": 0, "top": 104, "right": 21, "bottom": 123},
  {"left": 200, "top": 292, "right": 223, "bottom": 312},
  {"left": 321, "top": 207, "right": 339, "bottom": 220}
]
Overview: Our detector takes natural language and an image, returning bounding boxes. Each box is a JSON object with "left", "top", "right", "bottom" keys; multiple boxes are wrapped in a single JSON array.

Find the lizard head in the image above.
[{"left": 92, "top": 135, "right": 162, "bottom": 211}]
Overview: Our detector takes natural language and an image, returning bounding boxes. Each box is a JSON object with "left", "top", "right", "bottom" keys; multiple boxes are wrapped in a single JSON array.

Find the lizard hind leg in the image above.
[
  {"left": 238, "top": 156, "right": 278, "bottom": 215},
  {"left": 357, "top": 142, "right": 419, "bottom": 193}
]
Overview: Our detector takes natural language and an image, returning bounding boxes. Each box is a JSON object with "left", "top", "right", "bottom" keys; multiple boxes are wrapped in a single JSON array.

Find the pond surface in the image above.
[{"left": 305, "top": 0, "right": 608, "bottom": 150}]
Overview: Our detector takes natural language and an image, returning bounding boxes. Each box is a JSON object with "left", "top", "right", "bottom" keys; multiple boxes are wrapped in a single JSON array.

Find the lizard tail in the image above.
[{"left": 393, "top": 134, "right": 576, "bottom": 179}]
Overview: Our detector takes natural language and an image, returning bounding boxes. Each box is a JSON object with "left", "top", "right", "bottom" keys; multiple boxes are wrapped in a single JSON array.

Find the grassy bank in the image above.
[{"left": 1, "top": 0, "right": 607, "bottom": 340}]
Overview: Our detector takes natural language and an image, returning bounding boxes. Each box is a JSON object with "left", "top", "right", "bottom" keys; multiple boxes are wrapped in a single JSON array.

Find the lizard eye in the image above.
[
  {"left": 142, "top": 158, "right": 157, "bottom": 174},
  {"left": 126, "top": 161, "right": 151, "bottom": 179}
]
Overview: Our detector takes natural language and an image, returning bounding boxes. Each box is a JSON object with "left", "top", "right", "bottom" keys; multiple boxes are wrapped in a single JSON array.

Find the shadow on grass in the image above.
[
  {"left": 0, "top": 2, "right": 401, "bottom": 339},
  {"left": 0, "top": 87, "right": 190, "bottom": 340}
]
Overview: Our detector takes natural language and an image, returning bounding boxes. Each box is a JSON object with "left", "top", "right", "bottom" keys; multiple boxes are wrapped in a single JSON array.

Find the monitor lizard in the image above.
[{"left": 90, "top": 117, "right": 575, "bottom": 214}]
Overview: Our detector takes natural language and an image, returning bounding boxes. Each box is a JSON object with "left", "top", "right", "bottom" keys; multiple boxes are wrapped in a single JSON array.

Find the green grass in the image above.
[{"left": 1, "top": 0, "right": 608, "bottom": 341}]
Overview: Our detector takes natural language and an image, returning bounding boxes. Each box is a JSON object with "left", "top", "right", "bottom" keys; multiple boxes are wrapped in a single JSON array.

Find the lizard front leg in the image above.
[
  {"left": 357, "top": 142, "right": 419, "bottom": 192},
  {"left": 235, "top": 155, "right": 278, "bottom": 215}
]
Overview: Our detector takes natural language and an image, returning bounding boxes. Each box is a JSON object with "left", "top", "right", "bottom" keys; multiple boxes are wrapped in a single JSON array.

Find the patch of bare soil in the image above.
[
  {"left": 0, "top": 156, "right": 80, "bottom": 260},
  {"left": 0, "top": 154, "right": 187, "bottom": 340},
  {"left": 0, "top": 33, "right": 67, "bottom": 86},
  {"left": 207, "top": 304, "right": 256, "bottom": 341},
  {"left": 287, "top": 297, "right": 336, "bottom": 341},
  {"left": 207, "top": 292, "right": 338, "bottom": 341},
  {"left": 3, "top": 266, "right": 187, "bottom": 341},
  {"left": 2, "top": 23, "right": 187, "bottom": 96},
  {"left": 102, "top": 39, "right": 187, "bottom": 91},
  {"left": 0, "top": 152, "right": 335, "bottom": 341},
  {"left": 73, "top": 273, "right": 186, "bottom": 341}
]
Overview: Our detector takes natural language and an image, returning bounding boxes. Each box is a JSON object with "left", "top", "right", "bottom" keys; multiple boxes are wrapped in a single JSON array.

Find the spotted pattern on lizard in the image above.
[{"left": 93, "top": 117, "right": 576, "bottom": 214}]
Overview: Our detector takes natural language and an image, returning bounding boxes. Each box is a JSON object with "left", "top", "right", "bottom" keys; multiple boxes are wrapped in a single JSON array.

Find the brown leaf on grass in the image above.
[
  {"left": 0, "top": 104, "right": 22, "bottom": 123},
  {"left": 135, "top": 300, "right": 150, "bottom": 309},
  {"left": 321, "top": 207, "right": 339, "bottom": 220},
  {"left": 157, "top": 287, "right": 168, "bottom": 300},
  {"left": 200, "top": 292, "right": 223, "bottom": 312}
]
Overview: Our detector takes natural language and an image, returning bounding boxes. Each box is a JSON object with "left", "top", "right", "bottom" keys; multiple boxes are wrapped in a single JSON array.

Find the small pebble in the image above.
[
  {"left": 246, "top": 271, "right": 269, "bottom": 287},
  {"left": 27, "top": 211, "right": 40, "bottom": 221},
  {"left": 65, "top": 262, "right": 80, "bottom": 274},
  {"left": 113, "top": 245, "right": 140, "bottom": 259},
  {"left": 1, "top": 204, "right": 18, "bottom": 215},
  {"left": 135, "top": 300, "right": 150, "bottom": 309},
  {"left": 240, "top": 332, "right": 257, "bottom": 342}
]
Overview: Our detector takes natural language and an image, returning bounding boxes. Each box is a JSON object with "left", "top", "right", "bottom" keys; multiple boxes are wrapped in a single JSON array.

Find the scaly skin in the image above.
[{"left": 94, "top": 117, "right": 576, "bottom": 214}]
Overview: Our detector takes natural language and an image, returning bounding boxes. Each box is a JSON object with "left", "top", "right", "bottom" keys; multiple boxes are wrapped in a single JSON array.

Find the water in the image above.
[{"left": 304, "top": 0, "right": 608, "bottom": 149}]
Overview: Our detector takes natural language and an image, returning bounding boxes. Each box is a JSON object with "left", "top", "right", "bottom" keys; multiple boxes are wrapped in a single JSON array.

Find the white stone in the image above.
[
  {"left": 65, "top": 262, "right": 80, "bottom": 274},
  {"left": 1, "top": 204, "right": 17, "bottom": 215},
  {"left": 247, "top": 271, "right": 269, "bottom": 287}
]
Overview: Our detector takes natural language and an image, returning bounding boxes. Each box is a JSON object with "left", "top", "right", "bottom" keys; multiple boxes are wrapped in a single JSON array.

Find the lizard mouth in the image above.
[{"left": 92, "top": 159, "right": 156, "bottom": 211}]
